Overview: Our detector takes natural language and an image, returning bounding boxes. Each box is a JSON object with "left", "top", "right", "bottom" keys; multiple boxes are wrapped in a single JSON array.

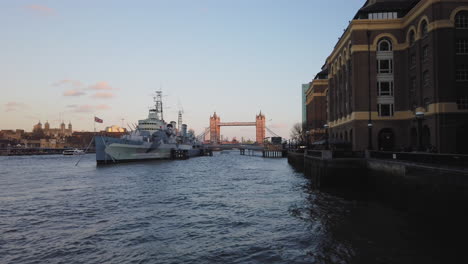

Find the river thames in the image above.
[{"left": 0, "top": 151, "right": 462, "bottom": 263}]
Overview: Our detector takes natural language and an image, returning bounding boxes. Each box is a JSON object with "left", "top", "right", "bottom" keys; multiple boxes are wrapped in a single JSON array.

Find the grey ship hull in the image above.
[{"left": 95, "top": 136, "right": 202, "bottom": 164}]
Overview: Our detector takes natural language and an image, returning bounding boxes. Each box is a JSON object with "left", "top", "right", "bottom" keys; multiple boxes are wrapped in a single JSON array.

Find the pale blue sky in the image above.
[{"left": 1, "top": 0, "right": 363, "bottom": 140}]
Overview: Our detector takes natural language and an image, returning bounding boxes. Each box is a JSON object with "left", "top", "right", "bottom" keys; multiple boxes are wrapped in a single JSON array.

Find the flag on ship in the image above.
[{"left": 94, "top": 116, "right": 103, "bottom": 123}]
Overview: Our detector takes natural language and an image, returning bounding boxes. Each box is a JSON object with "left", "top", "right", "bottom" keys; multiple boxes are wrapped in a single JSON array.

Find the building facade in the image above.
[
  {"left": 324, "top": 0, "right": 468, "bottom": 153},
  {"left": 306, "top": 69, "right": 329, "bottom": 143}
]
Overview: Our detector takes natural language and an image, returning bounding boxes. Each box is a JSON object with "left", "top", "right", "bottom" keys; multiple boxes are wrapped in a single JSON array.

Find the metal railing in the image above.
[{"left": 368, "top": 151, "right": 468, "bottom": 168}]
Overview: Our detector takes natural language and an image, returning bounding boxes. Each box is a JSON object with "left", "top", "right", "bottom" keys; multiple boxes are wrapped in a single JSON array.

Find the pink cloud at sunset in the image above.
[
  {"left": 88, "top": 82, "right": 115, "bottom": 91},
  {"left": 96, "top": 104, "right": 111, "bottom": 110},
  {"left": 91, "top": 92, "right": 115, "bottom": 99},
  {"left": 25, "top": 5, "right": 55, "bottom": 16},
  {"left": 63, "top": 89, "right": 86, "bottom": 97}
]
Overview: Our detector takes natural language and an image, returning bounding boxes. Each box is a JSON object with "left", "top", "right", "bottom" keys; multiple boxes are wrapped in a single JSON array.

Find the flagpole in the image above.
[{"left": 75, "top": 115, "right": 96, "bottom": 167}]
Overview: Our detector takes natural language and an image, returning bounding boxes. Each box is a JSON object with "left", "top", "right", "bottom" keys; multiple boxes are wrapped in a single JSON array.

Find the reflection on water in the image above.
[{"left": 0, "top": 152, "right": 464, "bottom": 264}]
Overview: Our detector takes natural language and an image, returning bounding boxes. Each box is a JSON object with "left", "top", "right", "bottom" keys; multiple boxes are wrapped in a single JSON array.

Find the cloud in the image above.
[
  {"left": 91, "top": 92, "right": 115, "bottom": 99},
  {"left": 25, "top": 5, "right": 55, "bottom": 16},
  {"left": 88, "top": 81, "right": 115, "bottom": 91},
  {"left": 63, "top": 89, "right": 86, "bottom": 97},
  {"left": 66, "top": 104, "right": 78, "bottom": 108},
  {"left": 96, "top": 104, "right": 111, "bottom": 110},
  {"left": 67, "top": 104, "right": 111, "bottom": 113},
  {"left": 53, "top": 79, "right": 83, "bottom": 88},
  {"left": 5, "top": 102, "right": 29, "bottom": 112}
]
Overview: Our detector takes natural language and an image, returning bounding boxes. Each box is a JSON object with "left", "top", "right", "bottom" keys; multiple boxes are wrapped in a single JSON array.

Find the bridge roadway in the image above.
[
  {"left": 202, "top": 144, "right": 264, "bottom": 151},
  {"left": 217, "top": 122, "right": 256, "bottom": 127}
]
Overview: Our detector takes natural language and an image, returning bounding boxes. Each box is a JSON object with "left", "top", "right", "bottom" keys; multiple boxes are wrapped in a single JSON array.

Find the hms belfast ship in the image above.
[{"left": 95, "top": 92, "right": 202, "bottom": 164}]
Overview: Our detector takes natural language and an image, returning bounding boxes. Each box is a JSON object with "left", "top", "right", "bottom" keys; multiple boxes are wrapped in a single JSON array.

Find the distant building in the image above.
[
  {"left": 35, "top": 121, "right": 73, "bottom": 137},
  {"left": 319, "top": 0, "right": 468, "bottom": 153},
  {"left": 0, "top": 129, "right": 24, "bottom": 141},
  {"left": 105, "top": 125, "right": 127, "bottom": 133}
]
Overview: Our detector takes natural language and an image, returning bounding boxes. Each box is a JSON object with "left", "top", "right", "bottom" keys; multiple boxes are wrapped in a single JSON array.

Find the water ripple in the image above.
[{"left": 0, "top": 152, "right": 456, "bottom": 264}]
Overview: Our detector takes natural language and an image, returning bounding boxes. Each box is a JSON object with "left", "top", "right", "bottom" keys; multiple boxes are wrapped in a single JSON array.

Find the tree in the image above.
[{"left": 290, "top": 123, "right": 305, "bottom": 143}]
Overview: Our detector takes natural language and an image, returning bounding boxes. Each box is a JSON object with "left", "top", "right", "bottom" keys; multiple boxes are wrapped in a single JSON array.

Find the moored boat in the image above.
[
  {"left": 63, "top": 148, "right": 85, "bottom": 155},
  {"left": 95, "top": 92, "right": 202, "bottom": 164}
]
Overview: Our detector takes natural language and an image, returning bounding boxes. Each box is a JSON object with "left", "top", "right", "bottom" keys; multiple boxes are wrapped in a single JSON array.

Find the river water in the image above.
[{"left": 0, "top": 151, "right": 462, "bottom": 263}]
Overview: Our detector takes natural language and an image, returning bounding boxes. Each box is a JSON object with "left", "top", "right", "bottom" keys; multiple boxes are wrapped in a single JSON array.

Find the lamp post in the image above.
[
  {"left": 367, "top": 30, "right": 373, "bottom": 151},
  {"left": 368, "top": 123, "right": 373, "bottom": 150},
  {"left": 416, "top": 111, "right": 425, "bottom": 151},
  {"left": 323, "top": 124, "right": 329, "bottom": 150}
]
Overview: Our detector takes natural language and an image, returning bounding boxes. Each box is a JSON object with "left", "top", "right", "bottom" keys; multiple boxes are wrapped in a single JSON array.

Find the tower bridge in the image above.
[{"left": 208, "top": 112, "right": 265, "bottom": 144}]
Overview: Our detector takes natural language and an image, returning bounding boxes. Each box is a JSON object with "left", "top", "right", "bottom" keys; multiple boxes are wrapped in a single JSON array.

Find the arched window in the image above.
[
  {"left": 378, "top": 39, "right": 392, "bottom": 51},
  {"left": 421, "top": 20, "right": 428, "bottom": 37},
  {"left": 409, "top": 30, "right": 416, "bottom": 45},
  {"left": 455, "top": 11, "right": 468, "bottom": 28}
]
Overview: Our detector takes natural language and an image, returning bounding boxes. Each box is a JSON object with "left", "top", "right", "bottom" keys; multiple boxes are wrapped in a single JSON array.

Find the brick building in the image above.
[
  {"left": 305, "top": 69, "right": 329, "bottom": 143},
  {"left": 319, "top": 0, "right": 468, "bottom": 153}
]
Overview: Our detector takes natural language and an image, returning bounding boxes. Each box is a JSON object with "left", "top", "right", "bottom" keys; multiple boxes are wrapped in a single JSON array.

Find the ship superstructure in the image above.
[{"left": 95, "top": 92, "right": 201, "bottom": 164}]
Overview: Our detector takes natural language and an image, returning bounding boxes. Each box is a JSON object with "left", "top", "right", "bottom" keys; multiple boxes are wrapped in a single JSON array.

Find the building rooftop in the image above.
[
  {"left": 354, "top": 0, "right": 421, "bottom": 19},
  {"left": 314, "top": 69, "right": 329, "bottom": 80}
]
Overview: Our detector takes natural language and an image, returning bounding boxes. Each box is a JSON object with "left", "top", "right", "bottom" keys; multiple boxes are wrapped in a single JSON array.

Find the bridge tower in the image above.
[
  {"left": 256, "top": 111, "right": 266, "bottom": 144},
  {"left": 210, "top": 112, "right": 221, "bottom": 143}
]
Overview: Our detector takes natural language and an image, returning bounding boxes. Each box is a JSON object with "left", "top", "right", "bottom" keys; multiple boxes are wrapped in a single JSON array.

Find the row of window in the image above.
[
  {"left": 457, "top": 97, "right": 468, "bottom": 110},
  {"left": 456, "top": 65, "right": 468, "bottom": 81},
  {"left": 409, "top": 46, "right": 430, "bottom": 67},
  {"left": 408, "top": 22, "right": 429, "bottom": 46},
  {"left": 377, "top": 81, "right": 394, "bottom": 96},
  {"left": 368, "top": 12, "right": 398, "bottom": 20},
  {"left": 456, "top": 40, "right": 468, "bottom": 54},
  {"left": 456, "top": 12, "right": 468, "bottom": 28},
  {"left": 377, "top": 59, "right": 393, "bottom": 74},
  {"left": 378, "top": 103, "right": 394, "bottom": 117}
]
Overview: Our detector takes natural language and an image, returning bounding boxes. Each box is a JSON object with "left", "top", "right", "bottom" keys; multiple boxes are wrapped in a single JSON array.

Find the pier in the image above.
[{"left": 238, "top": 145, "right": 287, "bottom": 158}]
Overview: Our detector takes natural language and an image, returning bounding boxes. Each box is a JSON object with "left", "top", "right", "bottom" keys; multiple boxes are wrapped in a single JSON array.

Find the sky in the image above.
[{"left": 0, "top": 0, "right": 364, "bottom": 140}]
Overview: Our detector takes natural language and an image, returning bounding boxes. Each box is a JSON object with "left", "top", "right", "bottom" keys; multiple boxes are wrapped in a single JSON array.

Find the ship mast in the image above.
[
  {"left": 178, "top": 110, "right": 182, "bottom": 132},
  {"left": 154, "top": 91, "right": 164, "bottom": 121}
]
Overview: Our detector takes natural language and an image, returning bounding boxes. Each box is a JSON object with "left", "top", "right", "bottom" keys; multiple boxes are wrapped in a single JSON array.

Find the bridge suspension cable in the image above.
[
  {"left": 196, "top": 127, "right": 210, "bottom": 141},
  {"left": 265, "top": 126, "right": 281, "bottom": 138}
]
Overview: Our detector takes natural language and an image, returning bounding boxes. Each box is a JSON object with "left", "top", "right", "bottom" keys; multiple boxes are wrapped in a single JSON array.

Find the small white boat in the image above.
[{"left": 63, "top": 149, "right": 85, "bottom": 155}]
